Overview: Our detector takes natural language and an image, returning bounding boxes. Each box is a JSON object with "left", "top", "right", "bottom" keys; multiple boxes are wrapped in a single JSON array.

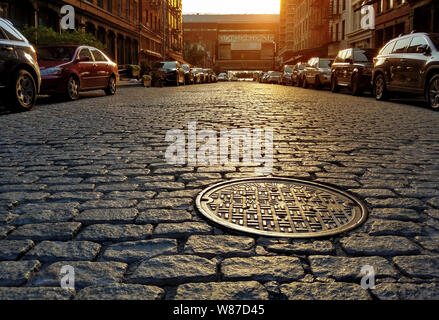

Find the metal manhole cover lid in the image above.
[{"left": 196, "top": 177, "right": 368, "bottom": 238}]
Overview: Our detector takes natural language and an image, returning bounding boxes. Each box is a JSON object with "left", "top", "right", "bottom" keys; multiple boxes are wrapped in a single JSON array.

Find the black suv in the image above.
[
  {"left": 331, "top": 48, "right": 377, "bottom": 95},
  {"left": 0, "top": 18, "right": 40, "bottom": 111},
  {"left": 372, "top": 32, "right": 439, "bottom": 109}
]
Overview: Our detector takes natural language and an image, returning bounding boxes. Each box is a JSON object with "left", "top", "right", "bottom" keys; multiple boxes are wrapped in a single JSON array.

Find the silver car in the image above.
[
  {"left": 265, "top": 71, "right": 282, "bottom": 84},
  {"left": 302, "top": 57, "right": 333, "bottom": 89}
]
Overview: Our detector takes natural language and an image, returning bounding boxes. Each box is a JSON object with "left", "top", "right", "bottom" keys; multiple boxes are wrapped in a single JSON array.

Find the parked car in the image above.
[
  {"left": 181, "top": 64, "right": 194, "bottom": 85},
  {"left": 302, "top": 57, "right": 333, "bottom": 89},
  {"left": 153, "top": 61, "right": 185, "bottom": 86},
  {"left": 203, "top": 68, "right": 216, "bottom": 83},
  {"left": 0, "top": 18, "right": 41, "bottom": 111},
  {"left": 38, "top": 45, "right": 118, "bottom": 100},
  {"left": 280, "top": 65, "right": 294, "bottom": 85},
  {"left": 265, "top": 71, "right": 282, "bottom": 84},
  {"left": 331, "top": 48, "right": 377, "bottom": 95},
  {"left": 190, "top": 68, "right": 201, "bottom": 84},
  {"left": 372, "top": 32, "right": 439, "bottom": 109},
  {"left": 292, "top": 62, "right": 306, "bottom": 86},
  {"left": 194, "top": 68, "right": 206, "bottom": 83},
  {"left": 217, "top": 73, "right": 229, "bottom": 81}
]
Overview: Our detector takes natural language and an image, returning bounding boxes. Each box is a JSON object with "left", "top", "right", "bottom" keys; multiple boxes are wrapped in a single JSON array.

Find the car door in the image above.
[
  {"left": 76, "top": 47, "right": 96, "bottom": 90},
  {"left": 388, "top": 37, "right": 411, "bottom": 89},
  {"left": 90, "top": 48, "right": 109, "bottom": 88},
  {"left": 0, "top": 24, "right": 20, "bottom": 88},
  {"left": 344, "top": 49, "right": 355, "bottom": 85},
  {"left": 404, "top": 35, "right": 430, "bottom": 93}
]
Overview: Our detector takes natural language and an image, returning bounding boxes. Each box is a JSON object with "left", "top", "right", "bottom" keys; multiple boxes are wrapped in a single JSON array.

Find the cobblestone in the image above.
[
  {"left": 280, "top": 282, "right": 371, "bottom": 300},
  {"left": 75, "top": 284, "right": 164, "bottom": 300},
  {"left": 0, "top": 260, "right": 40, "bottom": 286},
  {"left": 309, "top": 255, "right": 398, "bottom": 281},
  {"left": 101, "top": 239, "right": 177, "bottom": 263},
  {"left": 174, "top": 281, "right": 269, "bottom": 300},
  {"left": 340, "top": 236, "right": 421, "bottom": 256},
  {"left": 76, "top": 224, "right": 153, "bottom": 242},
  {"left": 127, "top": 255, "right": 217, "bottom": 285},
  {"left": 221, "top": 256, "right": 305, "bottom": 282},
  {"left": 24, "top": 241, "right": 101, "bottom": 262},
  {"left": 30, "top": 261, "right": 127, "bottom": 288},
  {"left": 184, "top": 235, "right": 255, "bottom": 257},
  {"left": 1, "top": 82, "right": 439, "bottom": 299}
]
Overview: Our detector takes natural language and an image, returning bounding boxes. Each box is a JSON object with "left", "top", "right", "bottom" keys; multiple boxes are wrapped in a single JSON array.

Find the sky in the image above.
[{"left": 182, "top": 0, "right": 280, "bottom": 15}]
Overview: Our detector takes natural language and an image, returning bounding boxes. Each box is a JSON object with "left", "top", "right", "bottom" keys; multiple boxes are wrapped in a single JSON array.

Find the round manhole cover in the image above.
[{"left": 196, "top": 177, "right": 368, "bottom": 238}]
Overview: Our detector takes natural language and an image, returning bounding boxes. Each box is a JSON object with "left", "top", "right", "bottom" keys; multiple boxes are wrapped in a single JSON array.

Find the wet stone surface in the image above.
[{"left": 1, "top": 82, "right": 439, "bottom": 299}]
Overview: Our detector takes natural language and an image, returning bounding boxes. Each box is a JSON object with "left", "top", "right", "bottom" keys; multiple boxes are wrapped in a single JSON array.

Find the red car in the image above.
[{"left": 37, "top": 45, "right": 119, "bottom": 100}]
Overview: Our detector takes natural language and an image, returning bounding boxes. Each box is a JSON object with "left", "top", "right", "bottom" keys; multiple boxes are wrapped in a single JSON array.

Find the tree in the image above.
[
  {"left": 183, "top": 41, "right": 211, "bottom": 67},
  {"left": 21, "top": 26, "right": 105, "bottom": 50}
]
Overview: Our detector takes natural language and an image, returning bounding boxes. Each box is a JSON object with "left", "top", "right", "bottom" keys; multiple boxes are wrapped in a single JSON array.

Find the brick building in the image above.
[
  {"left": 278, "top": 0, "right": 331, "bottom": 65},
  {"left": 0, "top": 0, "right": 183, "bottom": 66},
  {"left": 183, "top": 14, "right": 279, "bottom": 72}
]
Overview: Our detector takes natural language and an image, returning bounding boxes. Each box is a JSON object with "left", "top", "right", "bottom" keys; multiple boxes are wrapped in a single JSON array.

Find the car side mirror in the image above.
[{"left": 417, "top": 44, "right": 431, "bottom": 55}]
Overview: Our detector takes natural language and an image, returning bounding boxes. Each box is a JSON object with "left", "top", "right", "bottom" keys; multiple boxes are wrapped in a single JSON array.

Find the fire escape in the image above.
[
  {"left": 309, "top": 0, "right": 330, "bottom": 48},
  {"left": 329, "top": 0, "right": 342, "bottom": 43}
]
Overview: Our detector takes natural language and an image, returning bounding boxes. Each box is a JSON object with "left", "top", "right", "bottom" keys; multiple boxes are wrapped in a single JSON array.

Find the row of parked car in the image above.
[
  {"left": 265, "top": 32, "right": 439, "bottom": 110},
  {"left": 0, "top": 18, "right": 119, "bottom": 111},
  {"left": 153, "top": 61, "right": 219, "bottom": 86},
  {"left": 0, "top": 18, "right": 221, "bottom": 112}
]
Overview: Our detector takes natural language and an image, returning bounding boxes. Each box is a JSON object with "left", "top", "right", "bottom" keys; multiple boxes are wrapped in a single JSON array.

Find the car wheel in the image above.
[
  {"left": 7, "top": 69, "right": 36, "bottom": 112},
  {"left": 351, "top": 74, "right": 361, "bottom": 96},
  {"left": 427, "top": 74, "right": 439, "bottom": 110},
  {"left": 374, "top": 74, "right": 388, "bottom": 101},
  {"left": 331, "top": 76, "right": 340, "bottom": 93},
  {"left": 314, "top": 76, "right": 321, "bottom": 90},
  {"left": 302, "top": 77, "right": 307, "bottom": 88},
  {"left": 66, "top": 75, "right": 80, "bottom": 101},
  {"left": 104, "top": 76, "right": 117, "bottom": 96}
]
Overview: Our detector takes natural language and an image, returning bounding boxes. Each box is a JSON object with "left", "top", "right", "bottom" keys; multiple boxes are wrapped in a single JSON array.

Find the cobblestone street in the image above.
[{"left": 0, "top": 82, "right": 438, "bottom": 300}]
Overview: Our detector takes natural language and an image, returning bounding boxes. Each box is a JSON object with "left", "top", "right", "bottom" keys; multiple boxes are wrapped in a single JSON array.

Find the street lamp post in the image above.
[{"left": 162, "top": 0, "right": 167, "bottom": 60}]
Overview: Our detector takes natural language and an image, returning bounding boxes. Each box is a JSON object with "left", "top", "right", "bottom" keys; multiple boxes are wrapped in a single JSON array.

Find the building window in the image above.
[
  {"left": 126, "top": 0, "right": 130, "bottom": 19},
  {"left": 118, "top": 0, "right": 122, "bottom": 16},
  {"left": 107, "top": 0, "right": 112, "bottom": 12},
  {"left": 97, "top": 0, "right": 103, "bottom": 7},
  {"left": 335, "top": 23, "right": 339, "bottom": 41},
  {"left": 342, "top": 0, "right": 346, "bottom": 11},
  {"left": 342, "top": 20, "right": 345, "bottom": 40}
]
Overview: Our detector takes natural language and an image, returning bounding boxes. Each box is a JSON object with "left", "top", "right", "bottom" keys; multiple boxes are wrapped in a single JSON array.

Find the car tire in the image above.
[
  {"left": 302, "top": 77, "right": 307, "bottom": 88},
  {"left": 374, "top": 74, "right": 388, "bottom": 101},
  {"left": 427, "top": 74, "right": 439, "bottom": 110},
  {"left": 104, "top": 76, "right": 117, "bottom": 96},
  {"left": 66, "top": 75, "right": 80, "bottom": 101},
  {"left": 6, "top": 69, "right": 37, "bottom": 112},
  {"left": 331, "top": 76, "right": 340, "bottom": 93},
  {"left": 351, "top": 74, "right": 361, "bottom": 96}
]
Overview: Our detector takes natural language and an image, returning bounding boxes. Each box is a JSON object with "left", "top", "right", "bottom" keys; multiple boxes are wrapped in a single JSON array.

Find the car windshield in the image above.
[
  {"left": 319, "top": 60, "right": 332, "bottom": 68},
  {"left": 37, "top": 47, "right": 77, "bottom": 61},
  {"left": 181, "top": 64, "right": 189, "bottom": 71},
  {"left": 284, "top": 66, "right": 293, "bottom": 72},
  {"left": 298, "top": 64, "right": 305, "bottom": 70},
  {"left": 154, "top": 62, "right": 176, "bottom": 69},
  {"left": 430, "top": 35, "right": 439, "bottom": 51},
  {"left": 354, "top": 49, "right": 376, "bottom": 62}
]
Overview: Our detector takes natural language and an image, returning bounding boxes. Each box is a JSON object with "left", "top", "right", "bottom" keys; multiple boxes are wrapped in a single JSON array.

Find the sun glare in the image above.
[{"left": 182, "top": 0, "right": 280, "bottom": 15}]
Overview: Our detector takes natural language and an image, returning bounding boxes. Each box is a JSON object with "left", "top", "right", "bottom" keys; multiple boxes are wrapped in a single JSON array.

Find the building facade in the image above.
[
  {"left": 0, "top": 0, "right": 183, "bottom": 66},
  {"left": 346, "top": 0, "right": 373, "bottom": 49},
  {"left": 183, "top": 14, "right": 279, "bottom": 71},
  {"left": 328, "top": 0, "right": 351, "bottom": 57},
  {"left": 278, "top": 0, "right": 331, "bottom": 65}
]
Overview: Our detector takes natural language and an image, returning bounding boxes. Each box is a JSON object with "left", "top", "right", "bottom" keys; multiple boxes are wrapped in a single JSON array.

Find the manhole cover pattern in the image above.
[{"left": 196, "top": 178, "right": 368, "bottom": 238}]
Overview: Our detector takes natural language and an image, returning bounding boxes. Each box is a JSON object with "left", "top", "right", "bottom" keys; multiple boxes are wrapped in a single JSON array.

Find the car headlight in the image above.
[{"left": 40, "top": 67, "right": 63, "bottom": 76}]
